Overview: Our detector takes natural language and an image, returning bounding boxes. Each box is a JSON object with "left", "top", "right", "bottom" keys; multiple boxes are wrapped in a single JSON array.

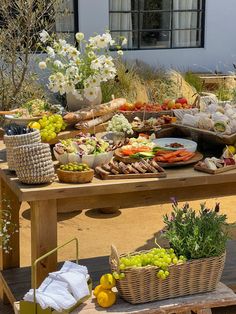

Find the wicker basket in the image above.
[
  {"left": 4, "top": 130, "right": 41, "bottom": 171},
  {"left": 57, "top": 168, "right": 94, "bottom": 183},
  {"left": 110, "top": 245, "right": 226, "bottom": 305},
  {"left": 13, "top": 143, "right": 55, "bottom": 184}
]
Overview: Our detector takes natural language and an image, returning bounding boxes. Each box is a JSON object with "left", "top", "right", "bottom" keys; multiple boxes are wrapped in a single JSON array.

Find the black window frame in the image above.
[{"left": 109, "top": 0, "right": 206, "bottom": 50}]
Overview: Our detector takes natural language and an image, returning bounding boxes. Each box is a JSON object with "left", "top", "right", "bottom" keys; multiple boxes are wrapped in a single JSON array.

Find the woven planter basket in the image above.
[
  {"left": 4, "top": 130, "right": 41, "bottom": 171},
  {"left": 110, "top": 245, "right": 226, "bottom": 305},
  {"left": 13, "top": 143, "right": 55, "bottom": 184}
]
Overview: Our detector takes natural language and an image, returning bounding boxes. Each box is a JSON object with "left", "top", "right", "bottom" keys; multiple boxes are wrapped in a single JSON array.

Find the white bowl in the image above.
[
  {"left": 5, "top": 115, "right": 41, "bottom": 126},
  {"left": 152, "top": 137, "right": 197, "bottom": 152},
  {"left": 54, "top": 150, "right": 113, "bottom": 168}
]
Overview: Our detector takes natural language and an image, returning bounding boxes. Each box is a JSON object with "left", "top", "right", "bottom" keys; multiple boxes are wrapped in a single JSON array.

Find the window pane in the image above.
[
  {"left": 140, "top": 12, "right": 171, "bottom": 30},
  {"left": 173, "top": 12, "right": 201, "bottom": 29},
  {"left": 110, "top": 31, "right": 138, "bottom": 49},
  {"left": 109, "top": 0, "right": 135, "bottom": 11},
  {"left": 172, "top": 30, "right": 202, "bottom": 47},
  {"left": 173, "top": 0, "right": 202, "bottom": 10},
  {"left": 140, "top": 31, "right": 170, "bottom": 48},
  {"left": 54, "top": 0, "right": 75, "bottom": 34},
  {"left": 142, "top": 0, "right": 171, "bottom": 10},
  {"left": 110, "top": 13, "right": 137, "bottom": 31}
]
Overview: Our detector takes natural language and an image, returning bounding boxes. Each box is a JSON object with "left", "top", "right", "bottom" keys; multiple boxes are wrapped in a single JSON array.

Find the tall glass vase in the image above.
[{"left": 66, "top": 86, "right": 102, "bottom": 112}]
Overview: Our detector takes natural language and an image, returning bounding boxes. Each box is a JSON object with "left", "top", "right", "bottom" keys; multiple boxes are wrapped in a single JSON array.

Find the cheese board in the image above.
[{"left": 194, "top": 162, "right": 236, "bottom": 174}]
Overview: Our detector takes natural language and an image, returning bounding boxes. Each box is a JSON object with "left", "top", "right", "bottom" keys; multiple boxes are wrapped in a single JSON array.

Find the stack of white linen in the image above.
[{"left": 23, "top": 261, "right": 90, "bottom": 312}]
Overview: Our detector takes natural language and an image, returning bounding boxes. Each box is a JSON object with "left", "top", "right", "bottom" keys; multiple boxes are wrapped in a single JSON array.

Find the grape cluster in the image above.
[
  {"left": 60, "top": 163, "right": 90, "bottom": 172},
  {"left": 39, "top": 114, "right": 67, "bottom": 142},
  {"left": 113, "top": 248, "right": 186, "bottom": 280}
]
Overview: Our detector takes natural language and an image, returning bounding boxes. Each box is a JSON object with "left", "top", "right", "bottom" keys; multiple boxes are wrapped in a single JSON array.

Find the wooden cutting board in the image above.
[
  {"left": 194, "top": 162, "right": 236, "bottom": 174},
  {"left": 95, "top": 167, "right": 166, "bottom": 180}
]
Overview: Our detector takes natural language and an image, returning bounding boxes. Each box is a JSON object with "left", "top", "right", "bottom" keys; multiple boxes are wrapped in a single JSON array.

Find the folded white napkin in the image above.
[
  {"left": 39, "top": 277, "right": 77, "bottom": 309},
  {"left": 24, "top": 289, "right": 62, "bottom": 312},
  {"left": 49, "top": 270, "right": 90, "bottom": 301},
  {"left": 23, "top": 277, "right": 77, "bottom": 312},
  {"left": 60, "top": 261, "right": 88, "bottom": 277}
]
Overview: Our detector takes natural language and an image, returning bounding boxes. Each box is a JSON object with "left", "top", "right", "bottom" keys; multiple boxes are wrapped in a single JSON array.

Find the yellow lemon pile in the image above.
[{"left": 94, "top": 273, "right": 116, "bottom": 308}]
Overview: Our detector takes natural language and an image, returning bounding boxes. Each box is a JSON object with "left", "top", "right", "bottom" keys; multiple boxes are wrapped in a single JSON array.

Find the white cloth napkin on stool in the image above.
[{"left": 49, "top": 270, "right": 90, "bottom": 301}]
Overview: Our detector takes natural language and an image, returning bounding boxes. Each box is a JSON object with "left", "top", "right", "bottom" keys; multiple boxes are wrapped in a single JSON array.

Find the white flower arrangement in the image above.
[
  {"left": 38, "top": 30, "right": 125, "bottom": 102},
  {"left": 0, "top": 199, "right": 18, "bottom": 254}
]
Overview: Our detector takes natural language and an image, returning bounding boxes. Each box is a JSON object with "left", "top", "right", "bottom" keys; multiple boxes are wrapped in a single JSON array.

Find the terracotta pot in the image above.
[{"left": 66, "top": 86, "right": 102, "bottom": 112}]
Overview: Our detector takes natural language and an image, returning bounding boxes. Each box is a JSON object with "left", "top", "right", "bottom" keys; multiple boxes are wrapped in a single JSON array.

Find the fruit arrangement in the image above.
[
  {"left": 28, "top": 114, "right": 67, "bottom": 142},
  {"left": 59, "top": 162, "right": 90, "bottom": 172},
  {"left": 119, "top": 98, "right": 191, "bottom": 112},
  {"left": 93, "top": 273, "right": 117, "bottom": 308},
  {"left": 115, "top": 247, "right": 186, "bottom": 281}
]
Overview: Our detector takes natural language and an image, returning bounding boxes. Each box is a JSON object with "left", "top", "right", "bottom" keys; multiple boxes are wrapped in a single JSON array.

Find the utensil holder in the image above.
[{"left": 19, "top": 237, "right": 92, "bottom": 314}]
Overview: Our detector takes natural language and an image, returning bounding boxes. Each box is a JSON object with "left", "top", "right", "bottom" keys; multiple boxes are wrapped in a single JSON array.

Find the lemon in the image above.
[
  {"left": 93, "top": 284, "right": 106, "bottom": 298},
  {"left": 226, "top": 146, "right": 236, "bottom": 155},
  {"left": 100, "top": 273, "right": 116, "bottom": 289},
  {"left": 28, "top": 121, "right": 41, "bottom": 130},
  {"left": 97, "top": 290, "right": 116, "bottom": 308}
]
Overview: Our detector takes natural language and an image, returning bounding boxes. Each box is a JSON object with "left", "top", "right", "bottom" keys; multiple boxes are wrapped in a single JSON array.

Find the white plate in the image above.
[{"left": 152, "top": 137, "right": 197, "bottom": 152}]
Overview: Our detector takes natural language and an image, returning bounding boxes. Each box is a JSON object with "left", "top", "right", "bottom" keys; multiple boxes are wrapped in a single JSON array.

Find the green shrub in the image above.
[{"left": 162, "top": 200, "right": 229, "bottom": 259}]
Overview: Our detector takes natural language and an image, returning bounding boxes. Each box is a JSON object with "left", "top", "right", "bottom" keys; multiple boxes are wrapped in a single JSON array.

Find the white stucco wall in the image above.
[{"left": 78, "top": 0, "right": 236, "bottom": 73}]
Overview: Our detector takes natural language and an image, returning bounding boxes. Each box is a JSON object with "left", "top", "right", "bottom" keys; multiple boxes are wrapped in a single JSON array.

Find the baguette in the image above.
[
  {"left": 75, "top": 113, "right": 113, "bottom": 130},
  {"left": 64, "top": 98, "right": 126, "bottom": 124}
]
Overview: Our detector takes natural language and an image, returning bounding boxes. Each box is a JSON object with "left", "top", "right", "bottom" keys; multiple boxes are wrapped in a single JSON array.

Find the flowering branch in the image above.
[{"left": 38, "top": 30, "right": 126, "bottom": 102}]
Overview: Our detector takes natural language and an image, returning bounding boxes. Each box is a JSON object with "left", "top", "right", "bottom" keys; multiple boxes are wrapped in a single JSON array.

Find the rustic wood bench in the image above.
[{"left": 13, "top": 282, "right": 236, "bottom": 314}]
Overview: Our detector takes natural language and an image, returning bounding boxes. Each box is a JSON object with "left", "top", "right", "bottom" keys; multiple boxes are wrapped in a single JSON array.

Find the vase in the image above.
[{"left": 66, "top": 86, "right": 102, "bottom": 112}]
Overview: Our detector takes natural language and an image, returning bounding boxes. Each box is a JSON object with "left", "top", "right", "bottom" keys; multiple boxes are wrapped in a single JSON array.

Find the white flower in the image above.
[
  {"left": 68, "top": 47, "right": 80, "bottom": 60},
  {"left": 90, "top": 58, "right": 103, "bottom": 70},
  {"left": 66, "top": 66, "right": 78, "bottom": 77},
  {"left": 59, "top": 39, "right": 67, "bottom": 47},
  {"left": 84, "top": 87, "right": 98, "bottom": 101},
  {"left": 75, "top": 32, "right": 84, "bottom": 41},
  {"left": 122, "top": 38, "right": 128, "bottom": 46},
  {"left": 46, "top": 46, "right": 55, "bottom": 58},
  {"left": 39, "top": 30, "right": 50, "bottom": 43},
  {"left": 117, "top": 50, "right": 124, "bottom": 56},
  {"left": 84, "top": 76, "right": 100, "bottom": 88},
  {"left": 53, "top": 60, "right": 63, "bottom": 68},
  {"left": 64, "top": 80, "right": 76, "bottom": 93},
  {"left": 38, "top": 61, "right": 47, "bottom": 70},
  {"left": 88, "top": 51, "right": 95, "bottom": 59}
]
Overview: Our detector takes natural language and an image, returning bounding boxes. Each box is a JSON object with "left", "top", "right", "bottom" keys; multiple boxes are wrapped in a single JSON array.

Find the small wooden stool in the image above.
[{"left": 70, "top": 283, "right": 236, "bottom": 314}]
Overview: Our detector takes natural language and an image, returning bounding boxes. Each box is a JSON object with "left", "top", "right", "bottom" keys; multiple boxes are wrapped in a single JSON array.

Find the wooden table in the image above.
[
  {"left": 1, "top": 146, "right": 236, "bottom": 306},
  {"left": 12, "top": 283, "right": 236, "bottom": 314}
]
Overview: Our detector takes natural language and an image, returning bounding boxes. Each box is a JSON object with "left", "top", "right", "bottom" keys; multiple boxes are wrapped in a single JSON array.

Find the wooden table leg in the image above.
[
  {"left": 30, "top": 199, "right": 57, "bottom": 288},
  {"left": 0, "top": 178, "right": 21, "bottom": 303},
  {"left": 197, "top": 309, "right": 212, "bottom": 314}
]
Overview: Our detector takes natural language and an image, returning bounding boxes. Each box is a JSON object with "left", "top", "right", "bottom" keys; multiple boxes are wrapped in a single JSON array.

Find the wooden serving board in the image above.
[
  {"left": 158, "top": 151, "right": 203, "bottom": 168},
  {"left": 114, "top": 149, "right": 141, "bottom": 164},
  {"left": 95, "top": 167, "right": 166, "bottom": 180},
  {"left": 194, "top": 162, "right": 236, "bottom": 174}
]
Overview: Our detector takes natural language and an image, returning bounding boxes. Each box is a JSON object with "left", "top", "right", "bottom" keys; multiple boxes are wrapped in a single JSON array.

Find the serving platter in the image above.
[
  {"left": 172, "top": 123, "right": 236, "bottom": 145},
  {"left": 95, "top": 167, "right": 166, "bottom": 180},
  {"left": 152, "top": 137, "right": 197, "bottom": 152},
  {"left": 157, "top": 151, "right": 203, "bottom": 168},
  {"left": 194, "top": 162, "right": 236, "bottom": 174},
  {"left": 114, "top": 148, "right": 144, "bottom": 164}
]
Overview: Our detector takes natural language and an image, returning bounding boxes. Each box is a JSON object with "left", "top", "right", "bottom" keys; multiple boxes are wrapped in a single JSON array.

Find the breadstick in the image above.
[
  {"left": 75, "top": 112, "right": 113, "bottom": 130},
  {"left": 63, "top": 98, "right": 126, "bottom": 124}
]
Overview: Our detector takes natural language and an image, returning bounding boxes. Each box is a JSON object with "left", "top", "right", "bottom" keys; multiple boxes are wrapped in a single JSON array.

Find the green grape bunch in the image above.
[
  {"left": 115, "top": 247, "right": 186, "bottom": 281},
  {"left": 39, "top": 114, "right": 67, "bottom": 142}
]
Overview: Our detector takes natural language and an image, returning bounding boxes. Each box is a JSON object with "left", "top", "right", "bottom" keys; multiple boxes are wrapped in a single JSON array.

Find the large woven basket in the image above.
[
  {"left": 13, "top": 143, "right": 55, "bottom": 184},
  {"left": 110, "top": 245, "right": 226, "bottom": 304},
  {"left": 4, "top": 130, "right": 41, "bottom": 171}
]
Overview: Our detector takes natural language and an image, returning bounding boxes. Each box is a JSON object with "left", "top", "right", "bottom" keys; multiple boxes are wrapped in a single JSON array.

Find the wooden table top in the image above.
[{"left": 1, "top": 144, "right": 236, "bottom": 201}]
